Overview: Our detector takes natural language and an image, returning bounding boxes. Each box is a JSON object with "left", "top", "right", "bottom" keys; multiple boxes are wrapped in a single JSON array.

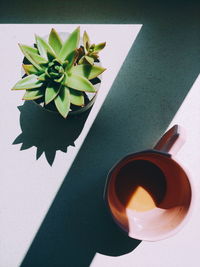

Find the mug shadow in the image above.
[
  {"left": 13, "top": 101, "right": 90, "bottom": 166},
  {"left": 21, "top": 167, "right": 141, "bottom": 267}
]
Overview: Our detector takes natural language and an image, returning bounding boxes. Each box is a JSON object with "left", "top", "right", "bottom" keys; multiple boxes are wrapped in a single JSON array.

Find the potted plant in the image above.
[{"left": 12, "top": 27, "right": 106, "bottom": 118}]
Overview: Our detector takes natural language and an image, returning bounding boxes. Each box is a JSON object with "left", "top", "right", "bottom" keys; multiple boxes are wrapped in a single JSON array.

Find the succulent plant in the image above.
[
  {"left": 12, "top": 27, "right": 106, "bottom": 118},
  {"left": 78, "top": 31, "right": 106, "bottom": 65}
]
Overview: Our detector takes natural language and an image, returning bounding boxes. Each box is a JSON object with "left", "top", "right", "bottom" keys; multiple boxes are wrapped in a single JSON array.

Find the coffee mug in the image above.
[{"left": 104, "top": 125, "right": 194, "bottom": 241}]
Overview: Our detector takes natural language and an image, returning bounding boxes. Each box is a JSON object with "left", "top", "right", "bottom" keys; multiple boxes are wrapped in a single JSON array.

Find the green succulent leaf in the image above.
[
  {"left": 65, "top": 73, "right": 96, "bottom": 92},
  {"left": 70, "top": 88, "right": 84, "bottom": 106},
  {"left": 19, "top": 44, "right": 38, "bottom": 55},
  {"left": 48, "top": 28, "right": 63, "bottom": 54},
  {"left": 35, "top": 35, "right": 56, "bottom": 60},
  {"left": 23, "top": 89, "right": 44, "bottom": 100},
  {"left": 71, "top": 64, "right": 106, "bottom": 80},
  {"left": 19, "top": 44, "right": 43, "bottom": 71},
  {"left": 54, "top": 73, "right": 65, "bottom": 83},
  {"left": 59, "top": 27, "right": 80, "bottom": 61},
  {"left": 12, "top": 74, "right": 43, "bottom": 90},
  {"left": 83, "top": 31, "right": 90, "bottom": 52},
  {"left": 37, "top": 73, "right": 46, "bottom": 81},
  {"left": 65, "top": 49, "right": 78, "bottom": 71},
  {"left": 45, "top": 82, "right": 61, "bottom": 105},
  {"left": 94, "top": 42, "right": 106, "bottom": 52},
  {"left": 27, "top": 51, "right": 48, "bottom": 65},
  {"left": 78, "top": 56, "right": 84, "bottom": 65},
  {"left": 85, "top": 56, "right": 94, "bottom": 65},
  {"left": 22, "top": 64, "right": 39, "bottom": 75},
  {"left": 54, "top": 86, "right": 70, "bottom": 118}
]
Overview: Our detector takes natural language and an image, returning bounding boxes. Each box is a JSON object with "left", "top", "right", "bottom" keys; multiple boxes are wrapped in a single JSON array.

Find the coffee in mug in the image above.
[{"left": 104, "top": 125, "right": 193, "bottom": 241}]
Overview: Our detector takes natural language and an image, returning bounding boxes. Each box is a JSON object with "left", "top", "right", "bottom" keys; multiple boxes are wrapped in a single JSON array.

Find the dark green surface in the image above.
[{"left": 2, "top": 1, "right": 200, "bottom": 266}]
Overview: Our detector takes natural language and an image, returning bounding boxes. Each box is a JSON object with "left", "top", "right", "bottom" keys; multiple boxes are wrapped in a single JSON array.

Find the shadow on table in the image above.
[
  {"left": 13, "top": 101, "right": 90, "bottom": 166},
  {"left": 21, "top": 166, "right": 141, "bottom": 267}
]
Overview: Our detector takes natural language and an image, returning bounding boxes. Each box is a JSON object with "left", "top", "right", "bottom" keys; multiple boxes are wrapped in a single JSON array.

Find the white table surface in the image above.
[{"left": 0, "top": 24, "right": 142, "bottom": 267}]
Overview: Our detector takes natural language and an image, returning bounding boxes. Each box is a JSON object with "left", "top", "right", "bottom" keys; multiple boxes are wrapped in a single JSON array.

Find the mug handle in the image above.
[{"left": 154, "top": 125, "right": 186, "bottom": 155}]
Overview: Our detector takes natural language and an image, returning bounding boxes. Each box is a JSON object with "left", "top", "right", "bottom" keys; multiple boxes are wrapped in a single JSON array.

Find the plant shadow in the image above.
[{"left": 13, "top": 101, "right": 90, "bottom": 166}]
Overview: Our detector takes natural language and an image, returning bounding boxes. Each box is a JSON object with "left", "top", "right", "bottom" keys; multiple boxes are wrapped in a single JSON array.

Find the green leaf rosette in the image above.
[{"left": 12, "top": 27, "right": 106, "bottom": 118}]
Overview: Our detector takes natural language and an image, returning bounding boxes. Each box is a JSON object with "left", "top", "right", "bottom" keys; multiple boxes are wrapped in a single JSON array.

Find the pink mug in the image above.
[{"left": 104, "top": 125, "right": 194, "bottom": 241}]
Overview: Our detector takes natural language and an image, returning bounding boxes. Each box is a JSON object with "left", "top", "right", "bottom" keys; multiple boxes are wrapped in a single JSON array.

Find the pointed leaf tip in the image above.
[
  {"left": 59, "top": 27, "right": 80, "bottom": 61},
  {"left": 54, "top": 86, "right": 70, "bottom": 118},
  {"left": 71, "top": 64, "right": 106, "bottom": 80},
  {"left": 83, "top": 31, "right": 90, "bottom": 52},
  {"left": 19, "top": 44, "right": 46, "bottom": 71},
  {"left": 45, "top": 83, "right": 61, "bottom": 105},
  {"left": 65, "top": 73, "right": 96, "bottom": 93},
  {"left": 12, "top": 74, "right": 43, "bottom": 90},
  {"left": 94, "top": 42, "right": 106, "bottom": 52},
  {"left": 35, "top": 34, "right": 56, "bottom": 60},
  {"left": 48, "top": 28, "right": 63, "bottom": 54}
]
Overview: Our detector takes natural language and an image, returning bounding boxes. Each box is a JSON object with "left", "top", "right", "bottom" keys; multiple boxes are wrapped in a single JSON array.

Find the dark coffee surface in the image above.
[{"left": 115, "top": 160, "right": 167, "bottom": 211}]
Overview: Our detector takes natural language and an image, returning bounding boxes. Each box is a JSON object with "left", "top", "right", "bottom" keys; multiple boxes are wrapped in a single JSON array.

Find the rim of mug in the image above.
[{"left": 104, "top": 149, "right": 195, "bottom": 241}]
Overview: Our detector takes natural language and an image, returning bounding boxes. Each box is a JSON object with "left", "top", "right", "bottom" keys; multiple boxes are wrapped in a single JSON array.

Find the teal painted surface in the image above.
[{"left": 3, "top": 1, "right": 200, "bottom": 266}]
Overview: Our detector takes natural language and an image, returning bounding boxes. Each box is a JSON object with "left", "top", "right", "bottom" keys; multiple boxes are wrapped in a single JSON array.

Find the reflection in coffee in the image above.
[
  {"left": 127, "top": 186, "right": 157, "bottom": 211},
  {"left": 115, "top": 160, "right": 167, "bottom": 212}
]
